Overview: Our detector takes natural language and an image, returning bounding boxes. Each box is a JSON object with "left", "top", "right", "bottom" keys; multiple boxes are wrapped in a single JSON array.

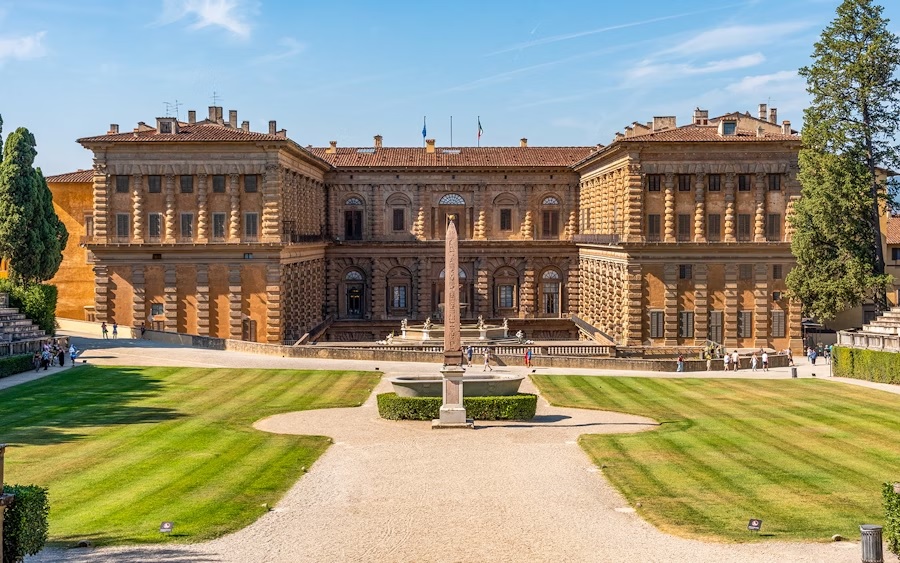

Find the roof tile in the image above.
[
  {"left": 306, "top": 146, "right": 595, "bottom": 168},
  {"left": 77, "top": 122, "right": 284, "bottom": 143},
  {"left": 887, "top": 216, "right": 900, "bottom": 244},
  {"left": 46, "top": 169, "right": 94, "bottom": 183},
  {"left": 619, "top": 124, "right": 800, "bottom": 143}
]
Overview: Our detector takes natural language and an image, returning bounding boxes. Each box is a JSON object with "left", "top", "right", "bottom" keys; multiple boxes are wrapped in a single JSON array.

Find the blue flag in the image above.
[{"left": 422, "top": 117, "right": 427, "bottom": 139}]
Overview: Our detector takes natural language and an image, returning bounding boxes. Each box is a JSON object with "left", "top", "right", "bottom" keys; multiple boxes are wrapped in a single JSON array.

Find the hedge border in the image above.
[
  {"left": 2, "top": 484, "right": 50, "bottom": 563},
  {"left": 832, "top": 347, "right": 900, "bottom": 385},
  {"left": 885, "top": 482, "right": 900, "bottom": 556},
  {"left": 0, "top": 354, "right": 36, "bottom": 380},
  {"left": 377, "top": 392, "right": 537, "bottom": 421}
]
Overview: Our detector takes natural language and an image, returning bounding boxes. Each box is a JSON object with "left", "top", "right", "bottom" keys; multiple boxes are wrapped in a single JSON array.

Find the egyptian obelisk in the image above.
[{"left": 433, "top": 214, "right": 472, "bottom": 428}]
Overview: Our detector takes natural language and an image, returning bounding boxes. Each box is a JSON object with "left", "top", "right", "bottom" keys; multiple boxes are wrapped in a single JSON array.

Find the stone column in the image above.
[
  {"left": 623, "top": 165, "right": 643, "bottom": 242},
  {"left": 521, "top": 261, "right": 535, "bottom": 319},
  {"left": 664, "top": 173, "right": 675, "bottom": 243},
  {"left": 229, "top": 173, "right": 241, "bottom": 241},
  {"left": 132, "top": 173, "right": 144, "bottom": 242},
  {"left": 92, "top": 160, "right": 109, "bottom": 243},
  {"left": 197, "top": 264, "right": 210, "bottom": 336},
  {"left": 724, "top": 173, "right": 736, "bottom": 242},
  {"left": 372, "top": 260, "right": 386, "bottom": 320},
  {"left": 723, "top": 264, "right": 738, "bottom": 348},
  {"left": 694, "top": 172, "right": 706, "bottom": 242},
  {"left": 694, "top": 264, "right": 708, "bottom": 344},
  {"left": 262, "top": 163, "right": 280, "bottom": 242},
  {"left": 197, "top": 174, "right": 208, "bottom": 242},
  {"left": 266, "top": 263, "right": 282, "bottom": 343},
  {"left": 754, "top": 263, "right": 769, "bottom": 348},
  {"left": 624, "top": 263, "right": 643, "bottom": 346},
  {"left": 93, "top": 265, "right": 110, "bottom": 323},
  {"left": 663, "top": 263, "right": 678, "bottom": 345},
  {"left": 228, "top": 264, "right": 242, "bottom": 340},
  {"left": 754, "top": 172, "right": 766, "bottom": 242},
  {"left": 164, "top": 265, "right": 177, "bottom": 333},
  {"left": 164, "top": 174, "right": 176, "bottom": 242},
  {"left": 132, "top": 265, "right": 145, "bottom": 329}
]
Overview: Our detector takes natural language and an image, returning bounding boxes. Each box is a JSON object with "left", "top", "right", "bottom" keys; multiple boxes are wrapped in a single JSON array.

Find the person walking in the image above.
[
  {"left": 750, "top": 353, "right": 758, "bottom": 372},
  {"left": 465, "top": 345, "right": 473, "bottom": 367},
  {"left": 32, "top": 351, "right": 41, "bottom": 372},
  {"left": 101, "top": 322, "right": 108, "bottom": 339},
  {"left": 483, "top": 348, "right": 493, "bottom": 371},
  {"left": 761, "top": 351, "right": 769, "bottom": 372},
  {"left": 112, "top": 323, "right": 118, "bottom": 339},
  {"left": 140, "top": 321, "right": 146, "bottom": 339},
  {"left": 524, "top": 348, "right": 532, "bottom": 367},
  {"left": 731, "top": 350, "right": 740, "bottom": 371},
  {"left": 706, "top": 353, "right": 712, "bottom": 371},
  {"left": 723, "top": 354, "right": 730, "bottom": 371},
  {"left": 69, "top": 344, "right": 77, "bottom": 363},
  {"left": 676, "top": 354, "right": 684, "bottom": 372}
]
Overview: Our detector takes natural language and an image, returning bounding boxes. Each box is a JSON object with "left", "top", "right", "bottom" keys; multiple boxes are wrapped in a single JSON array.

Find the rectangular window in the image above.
[
  {"left": 773, "top": 264, "right": 783, "bottom": 280},
  {"left": 737, "top": 214, "right": 752, "bottom": 241},
  {"left": 115, "top": 176, "right": 129, "bottom": 193},
  {"left": 180, "top": 213, "right": 193, "bottom": 240},
  {"left": 771, "top": 309, "right": 786, "bottom": 338},
  {"left": 647, "top": 174, "right": 662, "bottom": 192},
  {"left": 345, "top": 210, "right": 363, "bottom": 240},
  {"left": 115, "top": 214, "right": 129, "bottom": 239},
  {"left": 212, "top": 213, "right": 227, "bottom": 240},
  {"left": 500, "top": 209, "right": 512, "bottom": 231},
  {"left": 542, "top": 210, "right": 559, "bottom": 238},
  {"left": 84, "top": 215, "right": 94, "bottom": 238},
  {"left": 148, "top": 175, "right": 161, "bottom": 193},
  {"left": 738, "top": 174, "right": 751, "bottom": 192},
  {"left": 244, "top": 175, "right": 258, "bottom": 193},
  {"left": 679, "top": 264, "right": 692, "bottom": 280},
  {"left": 768, "top": 174, "right": 782, "bottom": 191},
  {"left": 707, "top": 214, "right": 721, "bottom": 241},
  {"left": 766, "top": 213, "right": 781, "bottom": 241},
  {"left": 893, "top": 248, "right": 900, "bottom": 261},
  {"left": 148, "top": 213, "right": 162, "bottom": 240},
  {"left": 739, "top": 264, "right": 753, "bottom": 280},
  {"left": 737, "top": 311, "right": 753, "bottom": 338},
  {"left": 708, "top": 311, "right": 723, "bottom": 344},
  {"left": 677, "top": 174, "right": 691, "bottom": 192},
  {"left": 391, "top": 286, "right": 407, "bottom": 309},
  {"left": 212, "top": 175, "right": 226, "bottom": 193},
  {"left": 679, "top": 311, "right": 695, "bottom": 338},
  {"left": 647, "top": 214, "right": 661, "bottom": 241},
  {"left": 150, "top": 303, "right": 164, "bottom": 316},
  {"left": 708, "top": 174, "right": 721, "bottom": 192},
  {"left": 677, "top": 214, "right": 691, "bottom": 241},
  {"left": 392, "top": 208, "right": 405, "bottom": 231},
  {"left": 180, "top": 175, "right": 193, "bottom": 193},
  {"left": 244, "top": 212, "right": 259, "bottom": 240},
  {"left": 649, "top": 311, "right": 664, "bottom": 339},
  {"left": 498, "top": 285, "right": 514, "bottom": 308}
]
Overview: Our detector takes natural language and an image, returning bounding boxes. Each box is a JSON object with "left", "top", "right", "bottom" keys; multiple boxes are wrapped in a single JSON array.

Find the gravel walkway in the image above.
[{"left": 22, "top": 333, "right": 900, "bottom": 562}]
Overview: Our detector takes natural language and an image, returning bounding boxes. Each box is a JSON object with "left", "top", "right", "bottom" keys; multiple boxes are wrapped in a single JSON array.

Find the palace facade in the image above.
[{"left": 48, "top": 104, "right": 813, "bottom": 350}]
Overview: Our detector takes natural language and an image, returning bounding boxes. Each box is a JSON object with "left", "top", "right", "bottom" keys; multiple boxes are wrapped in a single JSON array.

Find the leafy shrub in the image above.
[
  {"left": 2, "top": 484, "right": 49, "bottom": 563},
  {"left": 832, "top": 347, "right": 900, "bottom": 384},
  {"left": 885, "top": 482, "right": 900, "bottom": 556},
  {"left": 377, "top": 393, "right": 537, "bottom": 421},
  {"left": 0, "top": 280, "right": 57, "bottom": 335},
  {"left": 0, "top": 354, "right": 35, "bottom": 379}
]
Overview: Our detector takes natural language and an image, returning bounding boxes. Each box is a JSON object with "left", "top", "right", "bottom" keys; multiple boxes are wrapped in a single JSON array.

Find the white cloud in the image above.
[
  {"left": 254, "top": 37, "right": 305, "bottom": 63},
  {"left": 663, "top": 21, "right": 812, "bottom": 56},
  {"left": 0, "top": 31, "right": 47, "bottom": 62},
  {"left": 627, "top": 53, "right": 766, "bottom": 83},
  {"left": 725, "top": 69, "right": 803, "bottom": 93},
  {"left": 159, "top": 0, "right": 254, "bottom": 39}
]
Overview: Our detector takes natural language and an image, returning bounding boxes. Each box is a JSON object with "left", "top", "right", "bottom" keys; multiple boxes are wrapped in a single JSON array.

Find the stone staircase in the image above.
[
  {"left": 856, "top": 307, "right": 900, "bottom": 335},
  {"left": 0, "top": 292, "right": 46, "bottom": 343}
]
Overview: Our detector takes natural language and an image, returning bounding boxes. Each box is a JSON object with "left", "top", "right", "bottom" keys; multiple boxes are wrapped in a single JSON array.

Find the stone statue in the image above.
[
  {"left": 516, "top": 330, "right": 524, "bottom": 343},
  {"left": 424, "top": 317, "right": 433, "bottom": 330},
  {"left": 400, "top": 318, "right": 408, "bottom": 330},
  {"left": 502, "top": 318, "right": 509, "bottom": 330},
  {"left": 477, "top": 315, "right": 485, "bottom": 330}
]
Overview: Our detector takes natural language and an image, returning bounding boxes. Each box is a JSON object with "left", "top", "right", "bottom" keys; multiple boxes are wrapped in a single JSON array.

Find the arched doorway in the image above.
[
  {"left": 539, "top": 268, "right": 562, "bottom": 317},
  {"left": 342, "top": 269, "right": 366, "bottom": 318}
]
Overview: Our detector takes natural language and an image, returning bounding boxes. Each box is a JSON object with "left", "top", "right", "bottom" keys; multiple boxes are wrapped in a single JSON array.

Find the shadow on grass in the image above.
[
  {"left": 0, "top": 366, "right": 183, "bottom": 446},
  {"left": 36, "top": 545, "right": 218, "bottom": 563}
]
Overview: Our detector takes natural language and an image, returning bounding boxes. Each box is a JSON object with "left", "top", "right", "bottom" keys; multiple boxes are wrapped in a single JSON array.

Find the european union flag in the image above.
[{"left": 422, "top": 116, "right": 427, "bottom": 139}]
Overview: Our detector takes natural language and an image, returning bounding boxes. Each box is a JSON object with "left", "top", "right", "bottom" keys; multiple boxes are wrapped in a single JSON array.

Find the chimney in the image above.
[
  {"left": 782, "top": 120, "right": 792, "bottom": 134},
  {"left": 215, "top": 107, "right": 224, "bottom": 124},
  {"left": 108, "top": 124, "right": 119, "bottom": 134},
  {"left": 241, "top": 120, "right": 250, "bottom": 132},
  {"left": 758, "top": 103, "right": 767, "bottom": 121},
  {"left": 425, "top": 139, "right": 435, "bottom": 153},
  {"left": 693, "top": 108, "right": 709, "bottom": 125},
  {"left": 769, "top": 108, "right": 777, "bottom": 124},
  {"left": 374, "top": 134, "right": 383, "bottom": 148},
  {"left": 229, "top": 110, "right": 237, "bottom": 128},
  {"left": 276, "top": 129, "right": 287, "bottom": 138},
  {"left": 188, "top": 110, "right": 196, "bottom": 124},
  {"left": 520, "top": 138, "right": 528, "bottom": 147},
  {"left": 268, "top": 120, "right": 277, "bottom": 134},
  {"left": 326, "top": 140, "right": 337, "bottom": 154},
  {"left": 652, "top": 116, "right": 676, "bottom": 131},
  {"left": 757, "top": 126, "right": 765, "bottom": 138},
  {"left": 208, "top": 107, "right": 217, "bottom": 121}
]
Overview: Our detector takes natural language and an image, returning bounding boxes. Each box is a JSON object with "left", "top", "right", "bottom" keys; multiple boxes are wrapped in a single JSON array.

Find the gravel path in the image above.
[{"left": 22, "top": 333, "right": 900, "bottom": 562}]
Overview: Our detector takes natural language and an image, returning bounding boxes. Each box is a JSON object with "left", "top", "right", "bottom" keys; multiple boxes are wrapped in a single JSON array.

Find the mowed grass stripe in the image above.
[
  {"left": 535, "top": 375, "right": 900, "bottom": 541},
  {"left": 2, "top": 365, "right": 379, "bottom": 545}
]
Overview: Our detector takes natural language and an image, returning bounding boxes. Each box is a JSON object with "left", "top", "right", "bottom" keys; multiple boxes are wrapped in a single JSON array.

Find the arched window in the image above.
[
  {"left": 540, "top": 269, "right": 561, "bottom": 315},
  {"left": 541, "top": 195, "right": 561, "bottom": 238},
  {"left": 439, "top": 193, "right": 465, "bottom": 205},
  {"left": 439, "top": 268, "right": 467, "bottom": 279},
  {"left": 344, "top": 196, "right": 364, "bottom": 240},
  {"left": 542, "top": 196, "right": 560, "bottom": 205},
  {"left": 345, "top": 197, "right": 363, "bottom": 206},
  {"left": 345, "top": 270, "right": 363, "bottom": 281}
]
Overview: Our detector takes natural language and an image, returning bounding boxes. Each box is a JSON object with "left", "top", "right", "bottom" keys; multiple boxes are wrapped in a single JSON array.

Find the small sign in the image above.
[
  {"left": 159, "top": 521, "right": 174, "bottom": 533},
  {"left": 747, "top": 519, "right": 762, "bottom": 531}
]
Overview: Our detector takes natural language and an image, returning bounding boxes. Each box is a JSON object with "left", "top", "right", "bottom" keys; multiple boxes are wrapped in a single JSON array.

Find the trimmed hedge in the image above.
[
  {"left": 0, "top": 280, "right": 58, "bottom": 335},
  {"left": 0, "top": 354, "right": 35, "bottom": 379},
  {"left": 377, "top": 392, "right": 537, "bottom": 421},
  {"left": 2, "top": 484, "right": 50, "bottom": 563},
  {"left": 885, "top": 482, "right": 900, "bottom": 556},
  {"left": 832, "top": 347, "right": 900, "bottom": 385}
]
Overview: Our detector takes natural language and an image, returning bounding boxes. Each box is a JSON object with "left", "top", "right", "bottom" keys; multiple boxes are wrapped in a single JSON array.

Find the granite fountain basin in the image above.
[{"left": 389, "top": 374, "right": 525, "bottom": 397}]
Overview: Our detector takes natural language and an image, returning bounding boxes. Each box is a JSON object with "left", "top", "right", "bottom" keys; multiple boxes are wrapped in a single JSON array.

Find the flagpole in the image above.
[
  {"left": 423, "top": 116, "right": 426, "bottom": 147},
  {"left": 450, "top": 116, "right": 453, "bottom": 148},
  {"left": 477, "top": 115, "right": 480, "bottom": 147}
]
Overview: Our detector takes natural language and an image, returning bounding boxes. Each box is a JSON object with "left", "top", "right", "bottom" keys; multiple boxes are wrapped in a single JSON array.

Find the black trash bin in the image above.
[
  {"left": 790, "top": 367, "right": 797, "bottom": 378},
  {"left": 860, "top": 524, "right": 883, "bottom": 563}
]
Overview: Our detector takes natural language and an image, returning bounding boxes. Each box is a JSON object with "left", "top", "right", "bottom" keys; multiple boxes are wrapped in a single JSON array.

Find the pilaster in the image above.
[
  {"left": 475, "top": 260, "right": 490, "bottom": 317},
  {"left": 754, "top": 263, "right": 769, "bottom": 348},
  {"left": 371, "top": 260, "right": 386, "bottom": 320},
  {"left": 754, "top": 172, "right": 766, "bottom": 242},
  {"left": 164, "top": 174, "right": 175, "bottom": 242},
  {"left": 724, "top": 173, "right": 736, "bottom": 242},
  {"left": 521, "top": 261, "right": 535, "bottom": 318},
  {"left": 164, "top": 265, "right": 177, "bottom": 333},
  {"left": 694, "top": 172, "right": 706, "bottom": 242},
  {"left": 132, "top": 265, "right": 145, "bottom": 328},
  {"left": 723, "top": 264, "right": 738, "bottom": 348},
  {"left": 417, "top": 258, "right": 431, "bottom": 320},
  {"left": 197, "top": 264, "right": 209, "bottom": 336},
  {"left": 266, "top": 263, "right": 282, "bottom": 343},
  {"left": 694, "top": 264, "right": 708, "bottom": 345},
  {"left": 228, "top": 264, "right": 242, "bottom": 339},
  {"left": 663, "top": 263, "right": 678, "bottom": 345},
  {"left": 229, "top": 173, "right": 241, "bottom": 241},
  {"left": 664, "top": 173, "right": 675, "bottom": 243},
  {"left": 197, "top": 174, "right": 208, "bottom": 242},
  {"left": 132, "top": 173, "right": 144, "bottom": 242},
  {"left": 93, "top": 265, "right": 109, "bottom": 323},
  {"left": 92, "top": 157, "right": 109, "bottom": 242},
  {"left": 623, "top": 164, "right": 643, "bottom": 242},
  {"left": 262, "top": 163, "right": 280, "bottom": 242},
  {"left": 624, "top": 263, "right": 643, "bottom": 346}
]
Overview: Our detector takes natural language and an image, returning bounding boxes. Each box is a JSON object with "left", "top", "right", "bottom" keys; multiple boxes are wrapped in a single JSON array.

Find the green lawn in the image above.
[
  {"left": 532, "top": 375, "right": 900, "bottom": 542},
  {"left": 1, "top": 365, "right": 379, "bottom": 545}
]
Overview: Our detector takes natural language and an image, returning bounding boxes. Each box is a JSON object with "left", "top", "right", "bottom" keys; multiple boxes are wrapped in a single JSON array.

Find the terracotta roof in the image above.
[
  {"left": 46, "top": 169, "right": 94, "bottom": 183},
  {"left": 618, "top": 124, "right": 800, "bottom": 143},
  {"left": 887, "top": 216, "right": 900, "bottom": 244},
  {"left": 306, "top": 146, "right": 596, "bottom": 168},
  {"left": 77, "top": 122, "right": 284, "bottom": 144}
]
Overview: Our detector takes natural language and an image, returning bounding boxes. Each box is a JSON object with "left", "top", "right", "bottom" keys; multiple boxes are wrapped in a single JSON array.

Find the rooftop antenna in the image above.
[
  {"left": 211, "top": 91, "right": 222, "bottom": 106},
  {"left": 163, "top": 100, "right": 183, "bottom": 119}
]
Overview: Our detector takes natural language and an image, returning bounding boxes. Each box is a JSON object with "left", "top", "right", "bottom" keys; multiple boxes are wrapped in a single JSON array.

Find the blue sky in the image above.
[{"left": 0, "top": 0, "right": 895, "bottom": 175}]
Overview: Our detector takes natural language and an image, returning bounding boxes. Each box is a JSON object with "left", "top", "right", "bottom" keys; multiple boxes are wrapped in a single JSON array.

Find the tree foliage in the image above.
[
  {"left": 788, "top": 0, "right": 900, "bottom": 320},
  {"left": 0, "top": 120, "right": 68, "bottom": 285}
]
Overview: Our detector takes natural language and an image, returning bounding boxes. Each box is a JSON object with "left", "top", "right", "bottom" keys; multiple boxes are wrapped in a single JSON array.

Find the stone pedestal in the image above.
[{"left": 432, "top": 365, "right": 473, "bottom": 429}]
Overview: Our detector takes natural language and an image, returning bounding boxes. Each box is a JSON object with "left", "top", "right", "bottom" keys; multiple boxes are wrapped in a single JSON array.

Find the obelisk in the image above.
[{"left": 433, "top": 214, "right": 472, "bottom": 428}]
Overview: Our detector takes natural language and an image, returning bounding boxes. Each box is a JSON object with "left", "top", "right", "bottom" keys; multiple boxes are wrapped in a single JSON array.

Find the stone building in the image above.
[{"left": 54, "top": 103, "right": 813, "bottom": 350}]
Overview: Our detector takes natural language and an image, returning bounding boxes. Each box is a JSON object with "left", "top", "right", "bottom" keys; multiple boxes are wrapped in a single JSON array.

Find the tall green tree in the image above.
[
  {"left": 788, "top": 0, "right": 900, "bottom": 320},
  {"left": 0, "top": 125, "right": 68, "bottom": 285}
]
